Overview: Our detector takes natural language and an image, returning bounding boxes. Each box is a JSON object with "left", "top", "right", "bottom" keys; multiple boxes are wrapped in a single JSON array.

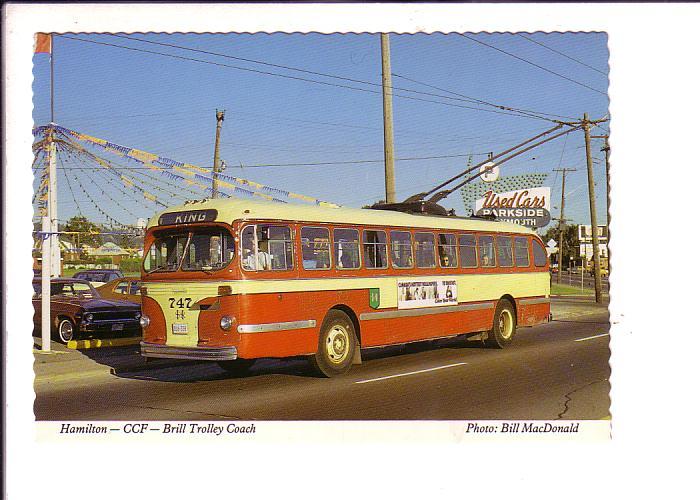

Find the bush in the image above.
[{"left": 120, "top": 258, "right": 142, "bottom": 272}]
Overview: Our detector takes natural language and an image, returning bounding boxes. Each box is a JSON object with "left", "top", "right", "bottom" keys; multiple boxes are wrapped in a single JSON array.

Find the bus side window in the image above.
[
  {"left": 363, "top": 230, "right": 388, "bottom": 269},
  {"left": 390, "top": 231, "right": 413, "bottom": 269},
  {"left": 265, "top": 225, "right": 294, "bottom": 271},
  {"left": 334, "top": 228, "right": 361, "bottom": 270},
  {"left": 532, "top": 239, "right": 548, "bottom": 267},
  {"left": 478, "top": 235, "right": 496, "bottom": 267},
  {"left": 514, "top": 237, "right": 530, "bottom": 267},
  {"left": 301, "top": 227, "right": 331, "bottom": 270},
  {"left": 241, "top": 226, "right": 257, "bottom": 271},
  {"left": 438, "top": 233, "right": 457, "bottom": 268},
  {"left": 497, "top": 236, "right": 514, "bottom": 267},
  {"left": 415, "top": 232, "right": 436, "bottom": 268},
  {"left": 458, "top": 234, "right": 477, "bottom": 268}
]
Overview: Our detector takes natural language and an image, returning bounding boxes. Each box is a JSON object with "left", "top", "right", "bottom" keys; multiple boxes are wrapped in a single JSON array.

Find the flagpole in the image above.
[{"left": 50, "top": 32, "right": 54, "bottom": 123}]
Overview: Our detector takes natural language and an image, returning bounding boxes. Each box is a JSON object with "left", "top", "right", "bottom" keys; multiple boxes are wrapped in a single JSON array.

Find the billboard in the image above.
[{"left": 474, "top": 186, "right": 551, "bottom": 228}]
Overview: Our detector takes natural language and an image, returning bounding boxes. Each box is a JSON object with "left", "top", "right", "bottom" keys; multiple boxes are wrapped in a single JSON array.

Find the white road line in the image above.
[
  {"left": 355, "top": 362, "right": 468, "bottom": 384},
  {"left": 574, "top": 333, "right": 610, "bottom": 342}
]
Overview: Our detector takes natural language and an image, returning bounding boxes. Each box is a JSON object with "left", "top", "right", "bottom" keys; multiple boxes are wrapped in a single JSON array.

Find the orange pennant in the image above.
[{"left": 34, "top": 33, "right": 52, "bottom": 54}]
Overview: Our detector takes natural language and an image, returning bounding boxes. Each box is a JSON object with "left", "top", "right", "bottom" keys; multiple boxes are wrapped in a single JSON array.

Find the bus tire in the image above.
[
  {"left": 217, "top": 359, "right": 256, "bottom": 376},
  {"left": 310, "top": 310, "right": 357, "bottom": 378},
  {"left": 486, "top": 299, "right": 516, "bottom": 348},
  {"left": 56, "top": 318, "right": 76, "bottom": 344}
]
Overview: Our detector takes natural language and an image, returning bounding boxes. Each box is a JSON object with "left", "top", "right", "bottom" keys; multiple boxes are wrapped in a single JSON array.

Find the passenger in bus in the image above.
[{"left": 257, "top": 241, "right": 273, "bottom": 270}]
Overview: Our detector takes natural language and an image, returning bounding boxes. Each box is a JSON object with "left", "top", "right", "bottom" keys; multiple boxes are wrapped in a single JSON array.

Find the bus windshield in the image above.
[{"left": 144, "top": 227, "right": 235, "bottom": 273}]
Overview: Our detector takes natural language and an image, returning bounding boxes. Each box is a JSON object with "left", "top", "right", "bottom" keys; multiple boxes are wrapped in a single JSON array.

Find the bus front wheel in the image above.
[
  {"left": 310, "top": 310, "right": 357, "bottom": 378},
  {"left": 486, "top": 299, "right": 516, "bottom": 348}
]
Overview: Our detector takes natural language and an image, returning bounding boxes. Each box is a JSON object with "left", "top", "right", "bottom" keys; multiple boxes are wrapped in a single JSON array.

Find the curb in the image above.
[{"left": 66, "top": 337, "right": 141, "bottom": 350}]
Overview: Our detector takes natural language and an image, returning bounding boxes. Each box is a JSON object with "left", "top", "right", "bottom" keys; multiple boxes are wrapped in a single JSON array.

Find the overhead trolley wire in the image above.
[
  {"left": 458, "top": 34, "right": 607, "bottom": 96},
  {"left": 58, "top": 35, "right": 561, "bottom": 123},
  {"left": 516, "top": 34, "right": 608, "bottom": 76}
]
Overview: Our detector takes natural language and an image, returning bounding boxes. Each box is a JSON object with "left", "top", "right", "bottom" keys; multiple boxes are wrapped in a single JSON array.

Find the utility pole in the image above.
[
  {"left": 380, "top": 34, "right": 396, "bottom": 203},
  {"left": 553, "top": 168, "right": 576, "bottom": 284},
  {"left": 211, "top": 109, "right": 225, "bottom": 198},
  {"left": 583, "top": 113, "right": 603, "bottom": 303},
  {"left": 592, "top": 134, "right": 611, "bottom": 277}
]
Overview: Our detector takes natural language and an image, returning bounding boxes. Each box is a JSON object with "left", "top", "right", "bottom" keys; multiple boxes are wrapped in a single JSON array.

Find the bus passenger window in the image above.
[
  {"left": 514, "top": 237, "right": 530, "bottom": 267},
  {"left": 363, "top": 230, "right": 388, "bottom": 269},
  {"left": 438, "top": 233, "right": 457, "bottom": 268},
  {"left": 390, "top": 231, "right": 413, "bottom": 269},
  {"left": 301, "top": 227, "right": 331, "bottom": 270},
  {"left": 241, "top": 225, "right": 293, "bottom": 271},
  {"left": 478, "top": 236, "right": 496, "bottom": 267},
  {"left": 334, "top": 228, "right": 360, "bottom": 269},
  {"left": 497, "top": 236, "right": 514, "bottom": 267},
  {"left": 415, "top": 232, "right": 436, "bottom": 268},
  {"left": 533, "top": 239, "right": 548, "bottom": 267},
  {"left": 458, "top": 234, "right": 477, "bottom": 268}
]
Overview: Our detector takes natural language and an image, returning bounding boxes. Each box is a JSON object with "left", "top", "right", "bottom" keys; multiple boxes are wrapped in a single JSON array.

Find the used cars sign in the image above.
[{"left": 475, "top": 187, "right": 551, "bottom": 228}]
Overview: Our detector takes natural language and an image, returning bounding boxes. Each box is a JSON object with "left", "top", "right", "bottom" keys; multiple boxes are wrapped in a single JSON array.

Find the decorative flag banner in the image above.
[
  {"left": 34, "top": 33, "right": 52, "bottom": 54},
  {"left": 33, "top": 124, "right": 340, "bottom": 208}
]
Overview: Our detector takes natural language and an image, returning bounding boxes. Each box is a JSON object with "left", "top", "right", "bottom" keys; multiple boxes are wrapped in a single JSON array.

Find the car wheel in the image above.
[
  {"left": 309, "top": 310, "right": 357, "bottom": 378},
  {"left": 486, "top": 299, "right": 516, "bottom": 348},
  {"left": 56, "top": 318, "right": 76, "bottom": 344},
  {"left": 217, "top": 359, "right": 256, "bottom": 376}
]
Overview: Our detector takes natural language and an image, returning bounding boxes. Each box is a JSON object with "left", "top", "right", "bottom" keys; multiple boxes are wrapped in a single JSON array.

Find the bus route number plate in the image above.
[{"left": 172, "top": 323, "right": 188, "bottom": 335}]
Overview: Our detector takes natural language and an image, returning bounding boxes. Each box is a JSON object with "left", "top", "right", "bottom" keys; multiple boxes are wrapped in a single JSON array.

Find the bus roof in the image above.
[{"left": 147, "top": 197, "right": 537, "bottom": 235}]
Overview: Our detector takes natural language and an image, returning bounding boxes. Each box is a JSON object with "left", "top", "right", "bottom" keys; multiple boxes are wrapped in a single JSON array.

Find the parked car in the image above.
[
  {"left": 72, "top": 269, "right": 124, "bottom": 286},
  {"left": 96, "top": 278, "right": 142, "bottom": 304},
  {"left": 32, "top": 278, "right": 141, "bottom": 343}
]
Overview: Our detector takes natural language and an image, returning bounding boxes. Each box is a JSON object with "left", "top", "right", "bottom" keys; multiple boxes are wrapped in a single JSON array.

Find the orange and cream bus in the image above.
[{"left": 139, "top": 198, "right": 551, "bottom": 377}]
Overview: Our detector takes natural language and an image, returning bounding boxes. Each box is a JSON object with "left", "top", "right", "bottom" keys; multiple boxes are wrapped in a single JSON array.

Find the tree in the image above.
[
  {"left": 543, "top": 224, "right": 579, "bottom": 267},
  {"left": 64, "top": 216, "right": 101, "bottom": 248}
]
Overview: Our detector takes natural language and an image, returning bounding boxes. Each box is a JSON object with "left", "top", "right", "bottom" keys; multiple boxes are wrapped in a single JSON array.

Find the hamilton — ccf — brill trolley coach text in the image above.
[{"left": 138, "top": 198, "right": 551, "bottom": 377}]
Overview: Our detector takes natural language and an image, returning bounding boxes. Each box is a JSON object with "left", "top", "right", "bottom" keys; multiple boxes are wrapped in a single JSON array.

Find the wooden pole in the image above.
[{"left": 381, "top": 34, "right": 396, "bottom": 203}]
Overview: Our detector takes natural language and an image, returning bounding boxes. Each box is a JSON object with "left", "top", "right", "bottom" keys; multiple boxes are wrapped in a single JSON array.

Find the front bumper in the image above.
[
  {"left": 140, "top": 341, "right": 238, "bottom": 361},
  {"left": 81, "top": 319, "right": 141, "bottom": 333}
]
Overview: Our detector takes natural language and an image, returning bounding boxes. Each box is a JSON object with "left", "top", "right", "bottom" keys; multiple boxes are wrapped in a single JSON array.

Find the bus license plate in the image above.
[
  {"left": 172, "top": 323, "right": 188, "bottom": 335},
  {"left": 112, "top": 323, "right": 124, "bottom": 331}
]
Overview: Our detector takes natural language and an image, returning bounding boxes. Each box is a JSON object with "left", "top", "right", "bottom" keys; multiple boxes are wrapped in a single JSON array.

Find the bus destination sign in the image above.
[{"left": 158, "top": 209, "right": 218, "bottom": 226}]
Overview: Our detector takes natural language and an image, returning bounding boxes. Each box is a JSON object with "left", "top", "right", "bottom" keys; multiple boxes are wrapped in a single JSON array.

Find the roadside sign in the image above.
[
  {"left": 547, "top": 239, "right": 557, "bottom": 248},
  {"left": 479, "top": 161, "right": 499, "bottom": 182}
]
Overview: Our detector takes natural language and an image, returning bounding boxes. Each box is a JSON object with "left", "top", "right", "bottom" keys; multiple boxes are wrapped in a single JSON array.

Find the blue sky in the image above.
[{"left": 33, "top": 32, "right": 609, "bottom": 231}]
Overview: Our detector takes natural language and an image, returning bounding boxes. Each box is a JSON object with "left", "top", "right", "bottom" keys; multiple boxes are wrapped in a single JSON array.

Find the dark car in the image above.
[
  {"left": 32, "top": 278, "right": 141, "bottom": 343},
  {"left": 72, "top": 269, "right": 124, "bottom": 285}
]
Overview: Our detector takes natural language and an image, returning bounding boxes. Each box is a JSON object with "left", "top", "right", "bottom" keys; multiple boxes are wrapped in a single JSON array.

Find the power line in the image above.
[
  {"left": 392, "top": 72, "right": 576, "bottom": 121},
  {"left": 58, "top": 34, "right": 559, "bottom": 122},
  {"left": 516, "top": 34, "right": 608, "bottom": 76},
  {"left": 459, "top": 33, "right": 607, "bottom": 96}
]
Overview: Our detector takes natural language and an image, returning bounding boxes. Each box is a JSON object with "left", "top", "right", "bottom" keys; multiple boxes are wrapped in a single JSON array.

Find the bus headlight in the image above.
[
  {"left": 220, "top": 316, "right": 234, "bottom": 331},
  {"left": 139, "top": 315, "right": 150, "bottom": 328}
]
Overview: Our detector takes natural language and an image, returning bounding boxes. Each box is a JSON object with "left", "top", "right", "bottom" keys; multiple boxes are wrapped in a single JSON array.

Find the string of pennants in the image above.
[{"left": 33, "top": 124, "right": 340, "bottom": 208}]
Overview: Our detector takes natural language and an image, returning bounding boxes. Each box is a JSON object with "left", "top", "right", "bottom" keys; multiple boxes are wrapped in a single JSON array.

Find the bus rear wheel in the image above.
[
  {"left": 486, "top": 299, "right": 516, "bottom": 348},
  {"left": 310, "top": 310, "right": 357, "bottom": 378},
  {"left": 217, "top": 359, "right": 256, "bottom": 376}
]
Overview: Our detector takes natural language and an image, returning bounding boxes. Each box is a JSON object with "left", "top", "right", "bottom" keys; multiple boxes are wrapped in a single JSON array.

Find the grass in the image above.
[{"left": 551, "top": 282, "right": 595, "bottom": 296}]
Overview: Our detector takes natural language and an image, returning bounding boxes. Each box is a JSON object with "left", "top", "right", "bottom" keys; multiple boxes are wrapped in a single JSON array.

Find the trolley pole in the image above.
[
  {"left": 211, "top": 109, "right": 225, "bottom": 199},
  {"left": 553, "top": 168, "right": 576, "bottom": 284},
  {"left": 583, "top": 113, "right": 603, "bottom": 303},
  {"left": 381, "top": 34, "right": 396, "bottom": 203}
]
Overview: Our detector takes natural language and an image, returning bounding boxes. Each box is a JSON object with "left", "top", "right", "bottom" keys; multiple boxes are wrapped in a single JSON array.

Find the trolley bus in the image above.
[{"left": 139, "top": 198, "right": 551, "bottom": 377}]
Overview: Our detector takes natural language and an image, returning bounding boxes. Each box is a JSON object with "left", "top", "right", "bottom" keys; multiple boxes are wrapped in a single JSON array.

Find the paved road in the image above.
[{"left": 34, "top": 301, "right": 610, "bottom": 421}]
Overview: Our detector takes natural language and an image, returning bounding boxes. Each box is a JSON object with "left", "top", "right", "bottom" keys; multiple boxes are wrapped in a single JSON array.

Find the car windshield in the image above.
[
  {"left": 33, "top": 281, "right": 99, "bottom": 299},
  {"left": 143, "top": 227, "right": 235, "bottom": 273}
]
